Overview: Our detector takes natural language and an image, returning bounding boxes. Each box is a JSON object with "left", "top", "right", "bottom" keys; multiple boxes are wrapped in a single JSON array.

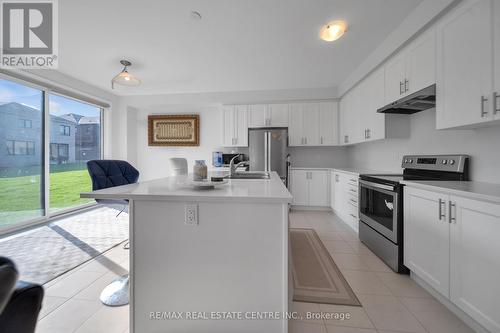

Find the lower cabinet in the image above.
[
  {"left": 404, "top": 186, "right": 500, "bottom": 333},
  {"left": 404, "top": 187, "right": 450, "bottom": 297},
  {"left": 331, "top": 170, "right": 359, "bottom": 231},
  {"left": 290, "top": 169, "right": 329, "bottom": 207}
]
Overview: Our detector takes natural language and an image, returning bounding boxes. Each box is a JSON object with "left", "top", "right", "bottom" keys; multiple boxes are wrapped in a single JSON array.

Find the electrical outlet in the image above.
[{"left": 185, "top": 204, "right": 198, "bottom": 225}]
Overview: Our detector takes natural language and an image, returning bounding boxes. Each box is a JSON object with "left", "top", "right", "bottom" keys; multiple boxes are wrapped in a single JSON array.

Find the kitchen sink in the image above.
[{"left": 224, "top": 172, "right": 271, "bottom": 179}]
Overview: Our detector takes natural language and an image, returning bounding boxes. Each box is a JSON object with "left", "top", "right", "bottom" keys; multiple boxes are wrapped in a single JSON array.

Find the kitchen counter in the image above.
[
  {"left": 290, "top": 166, "right": 395, "bottom": 175},
  {"left": 81, "top": 172, "right": 291, "bottom": 333},
  {"left": 81, "top": 172, "right": 292, "bottom": 204},
  {"left": 402, "top": 180, "right": 500, "bottom": 204}
]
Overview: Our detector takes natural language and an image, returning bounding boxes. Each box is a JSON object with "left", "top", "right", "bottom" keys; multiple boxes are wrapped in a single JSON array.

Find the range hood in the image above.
[{"left": 377, "top": 84, "right": 436, "bottom": 114}]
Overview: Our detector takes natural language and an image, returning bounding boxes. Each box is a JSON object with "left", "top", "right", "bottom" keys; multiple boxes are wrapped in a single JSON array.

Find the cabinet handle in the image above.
[
  {"left": 449, "top": 201, "right": 456, "bottom": 223},
  {"left": 481, "top": 96, "right": 489, "bottom": 117},
  {"left": 494, "top": 92, "right": 500, "bottom": 115},
  {"left": 350, "top": 214, "right": 356, "bottom": 218},
  {"left": 335, "top": 174, "right": 339, "bottom": 182},
  {"left": 399, "top": 81, "right": 404, "bottom": 95},
  {"left": 349, "top": 189, "right": 356, "bottom": 193},
  {"left": 405, "top": 79, "right": 409, "bottom": 93},
  {"left": 438, "top": 199, "right": 445, "bottom": 220},
  {"left": 364, "top": 129, "right": 367, "bottom": 140}
]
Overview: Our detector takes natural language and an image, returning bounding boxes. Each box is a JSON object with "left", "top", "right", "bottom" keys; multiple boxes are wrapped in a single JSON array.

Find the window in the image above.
[
  {"left": 18, "top": 119, "right": 32, "bottom": 128},
  {"left": 49, "top": 93, "right": 102, "bottom": 213},
  {"left": 60, "top": 125, "right": 71, "bottom": 136},
  {"left": 0, "top": 79, "right": 44, "bottom": 229},
  {"left": 0, "top": 75, "right": 105, "bottom": 232},
  {"left": 6, "top": 140, "right": 35, "bottom": 155},
  {"left": 50, "top": 143, "right": 69, "bottom": 162}
]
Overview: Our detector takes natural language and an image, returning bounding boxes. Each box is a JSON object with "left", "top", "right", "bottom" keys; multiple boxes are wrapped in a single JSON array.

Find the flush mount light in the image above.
[
  {"left": 320, "top": 20, "right": 348, "bottom": 42},
  {"left": 190, "top": 11, "right": 202, "bottom": 20},
  {"left": 111, "top": 60, "right": 141, "bottom": 89}
]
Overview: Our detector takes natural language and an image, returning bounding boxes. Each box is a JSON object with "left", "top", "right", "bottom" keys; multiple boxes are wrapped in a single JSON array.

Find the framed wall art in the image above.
[{"left": 148, "top": 114, "right": 200, "bottom": 146}]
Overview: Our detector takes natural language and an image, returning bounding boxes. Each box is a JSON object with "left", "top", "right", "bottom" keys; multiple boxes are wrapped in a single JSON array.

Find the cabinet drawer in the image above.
[{"left": 347, "top": 197, "right": 358, "bottom": 208}]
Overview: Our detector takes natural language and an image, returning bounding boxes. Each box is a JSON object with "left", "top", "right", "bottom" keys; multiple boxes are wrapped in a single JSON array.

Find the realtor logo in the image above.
[{"left": 0, "top": 0, "right": 58, "bottom": 68}]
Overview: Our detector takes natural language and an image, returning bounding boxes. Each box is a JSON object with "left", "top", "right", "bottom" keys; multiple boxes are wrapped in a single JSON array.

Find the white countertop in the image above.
[
  {"left": 81, "top": 172, "right": 292, "bottom": 204},
  {"left": 291, "top": 166, "right": 395, "bottom": 175},
  {"left": 402, "top": 180, "right": 500, "bottom": 204}
]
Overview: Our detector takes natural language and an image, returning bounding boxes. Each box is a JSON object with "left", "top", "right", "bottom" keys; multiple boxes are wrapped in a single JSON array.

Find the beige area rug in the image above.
[{"left": 290, "top": 228, "right": 361, "bottom": 306}]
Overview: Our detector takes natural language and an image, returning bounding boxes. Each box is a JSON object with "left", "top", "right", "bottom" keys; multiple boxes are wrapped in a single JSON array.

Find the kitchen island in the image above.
[{"left": 81, "top": 172, "right": 292, "bottom": 333}]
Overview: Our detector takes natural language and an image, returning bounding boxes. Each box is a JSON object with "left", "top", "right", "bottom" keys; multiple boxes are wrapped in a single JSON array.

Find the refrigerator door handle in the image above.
[
  {"left": 264, "top": 131, "right": 268, "bottom": 173},
  {"left": 267, "top": 131, "right": 272, "bottom": 172}
]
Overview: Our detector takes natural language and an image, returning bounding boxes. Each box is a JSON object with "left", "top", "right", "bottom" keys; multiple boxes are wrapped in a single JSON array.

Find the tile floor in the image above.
[{"left": 34, "top": 210, "right": 474, "bottom": 333}]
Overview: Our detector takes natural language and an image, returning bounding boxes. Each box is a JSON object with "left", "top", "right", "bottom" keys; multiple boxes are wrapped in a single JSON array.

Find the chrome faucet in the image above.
[{"left": 229, "top": 155, "right": 249, "bottom": 176}]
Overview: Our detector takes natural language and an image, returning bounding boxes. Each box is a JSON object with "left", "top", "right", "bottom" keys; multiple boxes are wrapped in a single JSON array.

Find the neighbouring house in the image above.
[
  {"left": 0, "top": 102, "right": 77, "bottom": 169},
  {"left": 75, "top": 116, "right": 101, "bottom": 161}
]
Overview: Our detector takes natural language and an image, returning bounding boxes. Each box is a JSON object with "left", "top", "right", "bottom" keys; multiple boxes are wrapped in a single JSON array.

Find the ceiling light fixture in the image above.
[
  {"left": 111, "top": 60, "right": 141, "bottom": 89},
  {"left": 320, "top": 20, "right": 347, "bottom": 42}
]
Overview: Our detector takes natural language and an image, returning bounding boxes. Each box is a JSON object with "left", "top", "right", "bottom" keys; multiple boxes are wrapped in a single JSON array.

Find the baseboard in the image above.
[
  {"left": 290, "top": 205, "right": 332, "bottom": 212},
  {"left": 410, "top": 273, "right": 490, "bottom": 333}
]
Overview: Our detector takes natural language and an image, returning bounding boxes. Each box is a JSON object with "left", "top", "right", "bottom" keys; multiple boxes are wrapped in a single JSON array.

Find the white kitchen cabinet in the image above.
[
  {"left": 248, "top": 104, "right": 268, "bottom": 128},
  {"left": 268, "top": 104, "right": 289, "bottom": 127},
  {"left": 290, "top": 169, "right": 329, "bottom": 207},
  {"left": 302, "top": 103, "right": 320, "bottom": 146},
  {"left": 318, "top": 102, "right": 338, "bottom": 146},
  {"left": 494, "top": 0, "right": 500, "bottom": 120},
  {"left": 288, "top": 103, "right": 321, "bottom": 146},
  {"left": 222, "top": 105, "right": 248, "bottom": 147},
  {"left": 290, "top": 170, "right": 308, "bottom": 206},
  {"left": 248, "top": 104, "right": 289, "bottom": 128},
  {"left": 450, "top": 196, "right": 500, "bottom": 333},
  {"left": 360, "top": 68, "right": 386, "bottom": 142},
  {"left": 339, "top": 89, "right": 361, "bottom": 145},
  {"left": 436, "top": 0, "right": 494, "bottom": 129},
  {"left": 309, "top": 170, "right": 329, "bottom": 206},
  {"left": 404, "top": 184, "right": 500, "bottom": 333},
  {"left": 384, "top": 53, "right": 407, "bottom": 104},
  {"left": 331, "top": 170, "right": 359, "bottom": 231},
  {"left": 404, "top": 187, "right": 450, "bottom": 297},
  {"left": 289, "top": 104, "right": 305, "bottom": 146},
  {"left": 406, "top": 28, "right": 436, "bottom": 95},
  {"left": 385, "top": 28, "right": 436, "bottom": 105},
  {"left": 330, "top": 170, "right": 336, "bottom": 210}
]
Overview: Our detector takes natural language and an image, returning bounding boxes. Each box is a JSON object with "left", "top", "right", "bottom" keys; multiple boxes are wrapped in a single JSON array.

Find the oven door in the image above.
[{"left": 359, "top": 180, "right": 399, "bottom": 244}]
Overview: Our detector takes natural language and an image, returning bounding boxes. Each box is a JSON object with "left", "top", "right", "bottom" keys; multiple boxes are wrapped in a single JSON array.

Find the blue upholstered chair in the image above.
[{"left": 87, "top": 160, "right": 139, "bottom": 306}]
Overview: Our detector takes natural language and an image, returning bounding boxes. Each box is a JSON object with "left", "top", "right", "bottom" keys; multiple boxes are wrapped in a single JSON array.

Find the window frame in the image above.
[{"left": 0, "top": 72, "right": 108, "bottom": 235}]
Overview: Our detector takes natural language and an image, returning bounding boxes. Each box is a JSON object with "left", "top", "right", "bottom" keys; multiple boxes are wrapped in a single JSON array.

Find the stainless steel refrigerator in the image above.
[{"left": 248, "top": 128, "right": 288, "bottom": 183}]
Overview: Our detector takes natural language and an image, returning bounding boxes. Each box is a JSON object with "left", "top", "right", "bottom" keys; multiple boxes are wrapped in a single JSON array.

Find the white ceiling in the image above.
[{"left": 56, "top": 0, "right": 423, "bottom": 96}]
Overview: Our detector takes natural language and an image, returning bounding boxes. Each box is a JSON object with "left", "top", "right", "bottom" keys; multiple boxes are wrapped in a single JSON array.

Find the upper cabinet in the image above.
[
  {"left": 436, "top": 0, "right": 500, "bottom": 129},
  {"left": 289, "top": 103, "right": 319, "bottom": 146},
  {"left": 495, "top": 0, "right": 500, "bottom": 120},
  {"left": 222, "top": 105, "right": 248, "bottom": 147},
  {"left": 248, "top": 104, "right": 289, "bottom": 128},
  {"left": 268, "top": 104, "right": 289, "bottom": 127},
  {"left": 319, "top": 102, "right": 339, "bottom": 146},
  {"left": 289, "top": 102, "right": 338, "bottom": 147},
  {"left": 385, "top": 28, "right": 436, "bottom": 104}
]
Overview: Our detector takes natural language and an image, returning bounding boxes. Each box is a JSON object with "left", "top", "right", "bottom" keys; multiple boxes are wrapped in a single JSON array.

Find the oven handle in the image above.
[{"left": 359, "top": 179, "right": 395, "bottom": 192}]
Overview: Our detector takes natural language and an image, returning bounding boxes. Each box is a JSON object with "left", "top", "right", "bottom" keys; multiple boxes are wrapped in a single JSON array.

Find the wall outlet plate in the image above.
[{"left": 185, "top": 204, "right": 198, "bottom": 225}]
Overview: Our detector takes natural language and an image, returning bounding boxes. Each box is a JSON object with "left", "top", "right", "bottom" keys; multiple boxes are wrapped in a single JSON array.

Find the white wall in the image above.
[
  {"left": 347, "top": 109, "right": 500, "bottom": 184},
  {"left": 130, "top": 104, "right": 225, "bottom": 181},
  {"left": 289, "top": 146, "right": 350, "bottom": 169}
]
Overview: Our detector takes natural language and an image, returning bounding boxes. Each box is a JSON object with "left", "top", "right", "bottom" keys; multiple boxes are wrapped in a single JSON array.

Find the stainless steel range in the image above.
[{"left": 358, "top": 154, "right": 470, "bottom": 273}]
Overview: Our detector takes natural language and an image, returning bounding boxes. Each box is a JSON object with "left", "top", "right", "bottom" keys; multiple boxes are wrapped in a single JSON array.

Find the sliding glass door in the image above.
[
  {"left": 0, "top": 79, "right": 45, "bottom": 229},
  {"left": 49, "top": 94, "right": 102, "bottom": 213},
  {"left": 0, "top": 75, "right": 103, "bottom": 232}
]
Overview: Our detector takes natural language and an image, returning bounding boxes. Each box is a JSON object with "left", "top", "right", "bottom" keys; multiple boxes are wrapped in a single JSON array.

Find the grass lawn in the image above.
[{"left": 0, "top": 169, "right": 93, "bottom": 227}]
